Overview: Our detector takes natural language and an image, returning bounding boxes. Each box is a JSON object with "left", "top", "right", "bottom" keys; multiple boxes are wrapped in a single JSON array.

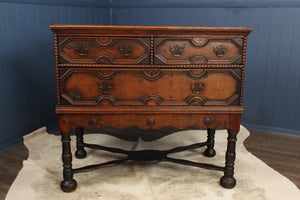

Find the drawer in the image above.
[
  {"left": 58, "top": 114, "right": 236, "bottom": 131},
  {"left": 58, "top": 37, "right": 150, "bottom": 64},
  {"left": 154, "top": 37, "right": 243, "bottom": 65},
  {"left": 59, "top": 68, "right": 241, "bottom": 106}
]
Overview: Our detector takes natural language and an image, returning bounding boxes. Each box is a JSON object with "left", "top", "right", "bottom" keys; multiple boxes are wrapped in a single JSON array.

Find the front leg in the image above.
[
  {"left": 61, "top": 132, "right": 77, "bottom": 192},
  {"left": 220, "top": 129, "right": 237, "bottom": 188}
]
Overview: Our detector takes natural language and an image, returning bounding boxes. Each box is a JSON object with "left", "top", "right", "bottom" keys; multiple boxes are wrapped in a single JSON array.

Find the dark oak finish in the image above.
[
  {"left": 154, "top": 37, "right": 243, "bottom": 65},
  {"left": 50, "top": 25, "right": 251, "bottom": 192},
  {"left": 58, "top": 37, "right": 150, "bottom": 64},
  {"left": 60, "top": 68, "right": 241, "bottom": 106}
]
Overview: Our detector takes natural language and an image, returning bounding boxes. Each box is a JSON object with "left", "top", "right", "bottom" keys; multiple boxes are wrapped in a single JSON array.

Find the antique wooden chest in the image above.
[{"left": 50, "top": 25, "right": 251, "bottom": 192}]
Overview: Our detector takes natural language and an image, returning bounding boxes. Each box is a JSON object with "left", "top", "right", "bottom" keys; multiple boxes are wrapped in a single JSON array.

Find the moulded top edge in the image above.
[{"left": 49, "top": 25, "right": 252, "bottom": 36}]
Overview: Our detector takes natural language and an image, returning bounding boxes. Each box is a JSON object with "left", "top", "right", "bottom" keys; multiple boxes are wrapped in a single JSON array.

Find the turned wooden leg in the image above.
[
  {"left": 204, "top": 128, "right": 216, "bottom": 157},
  {"left": 75, "top": 127, "right": 87, "bottom": 159},
  {"left": 220, "top": 129, "right": 237, "bottom": 189},
  {"left": 61, "top": 132, "right": 77, "bottom": 192}
]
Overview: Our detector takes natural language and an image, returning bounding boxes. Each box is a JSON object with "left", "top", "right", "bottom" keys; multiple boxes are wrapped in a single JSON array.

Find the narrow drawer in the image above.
[
  {"left": 58, "top": 114, "right": 234, "bottom": 131},
  {"left": 59, "top": 68, "right": 241, "bottom": 106},
  {"left": 58, "top": 37, "right": 150, "bottom": 64},
  {"left": 154, "top": 37, "right": 243, "bottom": 65}
]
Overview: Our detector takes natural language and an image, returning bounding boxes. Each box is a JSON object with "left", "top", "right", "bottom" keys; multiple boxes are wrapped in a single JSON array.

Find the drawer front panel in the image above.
[
  {"left": 154, "top": 37, "right": 243, "bottom": 65},
  {"left": 59, "top": 114, "right": 237, "bottom": 131},
  {"left": 58, "top": 37, "right": 150, "bottom": 64},
  {"left": 59, "top": 68, "right": 241, "bottom": 106}
]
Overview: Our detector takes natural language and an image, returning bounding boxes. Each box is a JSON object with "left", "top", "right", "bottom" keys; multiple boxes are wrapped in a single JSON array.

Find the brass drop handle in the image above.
[
  {"left": 190, "top": 82, "right": 205, "bottom": 94},
  {"left": 213, "top": 44, "right": 227, "bottom": 57},
  {"left": 74, "top": 43, "right": 90, "bottom": 56},
  {"left": 119, "top": 43, "right": 134, "bottom": 56},
  {"left": 99, "top": 82, "right": 113, "bottom": 94},
  {"left": 169, "top": 45, "right": 185, "bottom": 57}
]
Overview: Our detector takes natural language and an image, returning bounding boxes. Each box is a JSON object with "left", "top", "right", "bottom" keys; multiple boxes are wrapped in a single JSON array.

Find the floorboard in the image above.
[{"left": 0, "top": 130, "right": 299, "bottom": 199}]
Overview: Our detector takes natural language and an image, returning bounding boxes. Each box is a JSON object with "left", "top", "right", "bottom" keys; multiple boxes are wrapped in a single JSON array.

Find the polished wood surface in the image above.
[
  {"left": 60, "top": 69, "right": 241, "bottom": 106},
  {"left": 0, "top": 130, "right": 299, "bottom": 199},
  {"left": 49, "top": 25, "right": 252, "bottom": 36},
  {"left": 59, "top": 37, "right": 150, "bottom": 64},
  {"left": 57, "top": 114, "right": 241, "bottom": 133},
  {"left": 50, "top": 25, "right": 251, "bottom": 191},
  {"left": 154, "top": 37, "right": 243, "bottom": 65}
]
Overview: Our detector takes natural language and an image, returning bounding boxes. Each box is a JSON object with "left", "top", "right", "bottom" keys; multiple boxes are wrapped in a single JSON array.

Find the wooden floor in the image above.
[{"left": 0, "top": 130, "right": 299, "bottom": 199}]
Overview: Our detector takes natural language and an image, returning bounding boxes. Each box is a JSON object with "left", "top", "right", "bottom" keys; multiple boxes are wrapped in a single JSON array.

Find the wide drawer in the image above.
[
  {"left": 59, "top": 68, "right": 241, "bottom": 106},
  {"left": 154, "top": 37, "right": 243, "bottom": 65},
  {"left": 58, "top": 37, "right": 150, "bottom": 64},
  {"left": 57, "top": 113, "right": 240, "bottom": 131}
]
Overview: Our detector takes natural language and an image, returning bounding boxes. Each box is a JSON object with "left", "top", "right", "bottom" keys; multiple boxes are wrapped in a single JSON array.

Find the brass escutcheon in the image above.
[
  {"left": 190, "top": 82, "right": 205, "bottom": 94},
  {"left": 119, "top": 43, "right": 134, "bottom": 56},
  {"left": 74, "top": 43, "right": 90, "bottom": 56},
  {"left": 169, "top": 45, "right": 185, "bottom": 57},
  {"left": 213, "top": 44, "right": 227, "bottom": 57},
  {"left": 99, "top": 82, "right": 113, "bottom": 94}
]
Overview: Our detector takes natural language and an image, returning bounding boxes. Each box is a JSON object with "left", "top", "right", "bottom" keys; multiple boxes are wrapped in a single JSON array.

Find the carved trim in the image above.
[
  {"left": 58, "top": 56, "right": 69, "bottom": 64},
  {"left": 96, "top": 95, "right": 117, "bottom": 105},
  {"left": 233, "top": 38, "right": 243, "bottom": 47},
  {"left": 240, "top": 67, "right": 245, "bottom": 105},
  {"left": 59, "top": 37, "right": 150, "bottom": 64},
  {"left": 56, "top": 105, "right": 244, "bottom": 115},
  {"left": 240, "top": 36, "right": 247, "bottom": 105},
  {"left": 54, "top": 34, "right": 60, "bottom": 105},
  {"left": 228, "top": 69, "right": 241, "bottom": 81},
  {"left": 143, "top": 69, "right": 161, "bottom": 81},
  {"left": 190, "top": 55, "right": 208, "bottom": 65},
  {"left": 59, "top": 68, "right": 73, "bottom": 80},
  {"left": 190, "top": 38, "right": 208, "bottom": 47},
  {"left": 58, "top": 68, "right": 70, "bottom": 78},
  {"left": 187, "top": 69, "right": 206, "bottom": 79},
  {"left": 67, "top": 89, "right": 83, "bottom": 101},
  {"left": 242, "top": 36, "right": 247, "bottom": 65},
  {"left": 204, "top": 94, "right": 239, "bottom": 106},
  {"left": 58, "top": 36, "right": 70, "bottom": 48},
  {"left": 95, "top": 54, "right": 114, "bottom": 64},
  {"left": 96, "top": 69, "right": 115, "bottom": 79},
  {"left": 58, "top": 64, "right": 244, "bottom": 69},
  {"left": 59, "top": 37, "right": 96, "bottom": 64},
  {"left": 155, "top": 38, "right": 243, "bottom": 65},
  {"left": 232, "top": 57, "right": 242, "bottom": 65},
  {"left": 140, "top": 95, "right": 163, "bottom": 105},
  {"left": 96, "top": 37, "right": 113, "bottom": 46},
  {"left": 135, "top": 38, "right": 151, "bottom": 64},
  {"left": 185, "top": 95, "right": 207, "bottom": 105},
  {"left": 150, "top": 35, "right": 154, "bottom": 64}
]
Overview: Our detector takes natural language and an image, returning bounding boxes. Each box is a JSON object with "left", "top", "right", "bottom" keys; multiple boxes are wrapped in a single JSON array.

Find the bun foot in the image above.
[
  {"left": 75, "top": 149, "right": 87, "bottom": 159},
  {"left": 220, "top": 176, "right": 236, "bottom": 189},
  {"left": 204, "top": 148, "right": 216, "bottom": 157},
  {"left": 61, "top": 179, "right": 77, "bottom": 192}
]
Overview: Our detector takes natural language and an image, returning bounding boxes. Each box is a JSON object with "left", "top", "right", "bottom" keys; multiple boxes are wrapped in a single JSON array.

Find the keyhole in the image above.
[{"left": 150, "top": 71, "right": 154, "bottom": 76}]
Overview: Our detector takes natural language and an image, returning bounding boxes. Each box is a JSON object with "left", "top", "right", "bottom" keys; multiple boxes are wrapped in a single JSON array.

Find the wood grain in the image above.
[{"left": 60, "top": 68, "right": 240, "bottom": 106}]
